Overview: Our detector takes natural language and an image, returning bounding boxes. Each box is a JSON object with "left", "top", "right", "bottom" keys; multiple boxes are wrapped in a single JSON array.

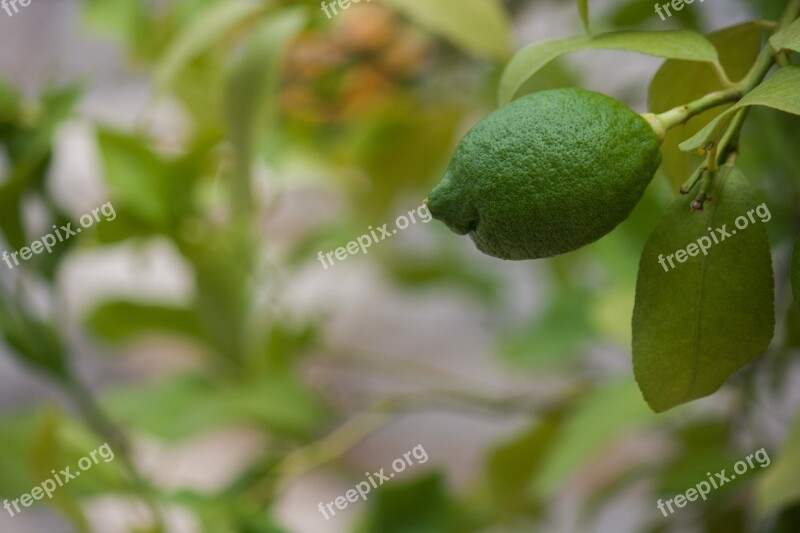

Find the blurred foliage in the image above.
[{"left": 0, "top": 0, "right": 798, "bottom": 532}]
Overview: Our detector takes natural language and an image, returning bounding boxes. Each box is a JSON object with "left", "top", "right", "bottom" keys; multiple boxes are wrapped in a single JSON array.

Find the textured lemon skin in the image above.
[{"left": 427, "top": 88, "right": 662, "bottom": 260}]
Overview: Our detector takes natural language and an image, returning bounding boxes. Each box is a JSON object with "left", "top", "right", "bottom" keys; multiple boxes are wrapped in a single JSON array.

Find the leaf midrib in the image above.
[{"left": 682, "top": 173, "right": 727, "bottom": 402}]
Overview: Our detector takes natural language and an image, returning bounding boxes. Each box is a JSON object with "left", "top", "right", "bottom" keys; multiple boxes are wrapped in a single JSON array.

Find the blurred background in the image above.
[{"left": 1, "top": 0, "right": 800, "bottom": 532}]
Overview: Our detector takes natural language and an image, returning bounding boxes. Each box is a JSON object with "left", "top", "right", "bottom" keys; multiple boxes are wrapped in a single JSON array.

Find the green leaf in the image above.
[
  {"left": 0, "top": 297, "right": 69, "bottom": 380},
  {"left": 577, "top": 0, "right": 589, "bottom": 33},
  {"left": 363, "top": 473, "right": 454, "bottom": 533},
  {"left": 503, "top": 289, "right": 593, "bottom": 367},
  {"left": 105, "top": 373, "right": 327, "bottom": 441},
  {"left": 658, "top": 421, "right": 738, "bottom": 495},
  {"left": 485, "top": 412, "right": 562, "bottom": 514},
  {"left": 379, "top": 0, "right": 511, "bottom": 61},
  {"left": 30, "top": 412, "right": 90, "bottom": 529},
  {"left": 757, "top": 411, "right": 800, "bottom": 515},
  {"left": 96, "top": 130, "right": 172, "bottom": 228},
  {"left": 680, "top": 66, "right": 800, "bottom": 151},
  {"left": 0, "top": 414, "right": 44, "bottom": 497},
  {"left": 225, "top": 8, "right": 306, "bottom": 204},
  {"left": 530, "top": 379, "right": 668, "bottom": 497},
  {"left": 0, "top": 183, "right": 25, "bottom": 251},
  {"left": 0, "top": 412, "right": 128, "bottom": 500},
  {"left": 607, "top": 0, "right": 701, "bottom": 30},
  {"left": 500, "top": 30, "right": 718, "bottom": 105},
  {"left": 770, "top": 17, "right": 800, "bottom": 53},
  {"left": 85, "top": 301, "right": 203, "bottom": 344},
  {"left": 155, "top": 0, "right": 265, "bottom": 90},
  {"left": 632, "top": 166, "right": 775, "bottom": 412},
  {"left": 649, "top": 22, "right": 763, "bottom": 188}
]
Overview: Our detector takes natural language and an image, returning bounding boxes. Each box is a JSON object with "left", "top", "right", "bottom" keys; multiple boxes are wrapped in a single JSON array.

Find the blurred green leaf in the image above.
[
  {"left": 362, "top": 472, "right": 455, "bottom": 533},
  {"left": 500, "top": 30, "right": 718, "bottom": 104},
  {"left": 261, "top": 320, "right": 319, "bottom": 371},
  {"left": 105, "top": 373, "right": 327, "bottom": 441},
  {"left": 224, "top": 8, "right": 307, "bottom": 204},
  {"left": 577, "top": 0, "right": 589, "bottom": 33},
  {"left": 649, "top": 22, "right": 762, "bottom": 187},
  {"left": 0, "top": 296, "right": 69, "bottom": 380},
  {"left": 503, "top": 288, "right": 593, "bottom": 367},
  {"left": 0, "top": 412, "right": 128, "bottom": 500},
  {"left": 0, "top": 414, "right": 43, "bottom": 497},
  {"left": 384, "top": 251, "right": 501, "bottom": 304},
  {"left": 0, "top": 77, "right": 19, "bottom": 122},
  {"left": 85, "top": 301, "right": 203, "bottom": 344},
  {"left": 185, "top": 227, "right": 254, "bottom": 362},
  {"left": 530, "top": 380, "right": 668, "bottom": 498},
  {"left": 0, "top": 183, "right": 25, "bottom": 252},
  {"left": 485, "top": 411, "right": 562, "bottom": 515},
  {"left": 770, "top": 18, "right": 800, "bottom": 53},
  {"left": 658, "top": 421, "right": 738, "bottom": 495},
  {"left": 680, "top": 66, "right": 800, "bottom": 152},
  {"left": 156, "top": 0, "right": 265, "bottom": 90},
  {"left": 632, "top": 167, "right": 774, "bottom": 412},
  {"left": 96, "top": 130, "right": 172, "bottom": 228},
  {"left": 173, "top": 492, "right": 287, "bottom": 533},
  {"left": 757, "top": 411, "right": 800, "bottom": 516},
  {"left": 0, "top": 85, "right": 79, "bottom": 253},
  {"left": 607, "top": 0, "right": 702, "bottom": 30},
  {"left": 30, "top": 412, "right": 90, "bottom": 530},
  {"left": 82, "top": 0, "right": 143, "bottom": 40},
  {"left": 358, "top": 108, "right": 460, "bottom": 219},
  {"left": 379, "top": 0, "right": 511, "bottom": 61}
]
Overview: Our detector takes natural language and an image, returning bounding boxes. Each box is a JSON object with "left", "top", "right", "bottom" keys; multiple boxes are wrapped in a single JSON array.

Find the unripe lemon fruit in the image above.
[{"left": 427, "top": 88, "right": 662, "bottom": 260}]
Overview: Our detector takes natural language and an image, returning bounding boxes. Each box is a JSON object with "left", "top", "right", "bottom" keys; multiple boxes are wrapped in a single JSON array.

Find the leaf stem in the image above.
[
  {"left": 651, "top": 87, "right": 741, "bottom": 132},
  {"left": 715, "top": 107, "right": 749, "bottom": 165},
  {"left": 711, "top": 60, "right": 735, "bottom": 87},
  {"left": 650, "top": 0, "right": 800, "bottom": 135}
]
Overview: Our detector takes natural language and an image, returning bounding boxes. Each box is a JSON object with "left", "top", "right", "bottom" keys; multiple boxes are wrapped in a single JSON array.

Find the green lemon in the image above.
[{"left": 427, "top": 88, "right": 662, "bottom": 260}]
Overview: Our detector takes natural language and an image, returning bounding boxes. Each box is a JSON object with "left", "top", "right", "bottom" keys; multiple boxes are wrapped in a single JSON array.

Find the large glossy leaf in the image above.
[
  {"left": 649, "top": 22, "right": 763, "bottom": 188},
  {"left": 380, "top": 0, "right": 511, "bottom": 61},
  {"left": 757, "top": 410, "right": 800, "bottom": 515},
  {"left": 500, "top": 30, "right": 718, "bottom": 105},
  {"left": 156, "top": 0, "right": 265, "bottom": 89},
  {"left": 633, "top": 166, "right": 775, "bottom": 412},
  {"left": 680, "top": 66, "right": 800, "bottom": 151}
]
